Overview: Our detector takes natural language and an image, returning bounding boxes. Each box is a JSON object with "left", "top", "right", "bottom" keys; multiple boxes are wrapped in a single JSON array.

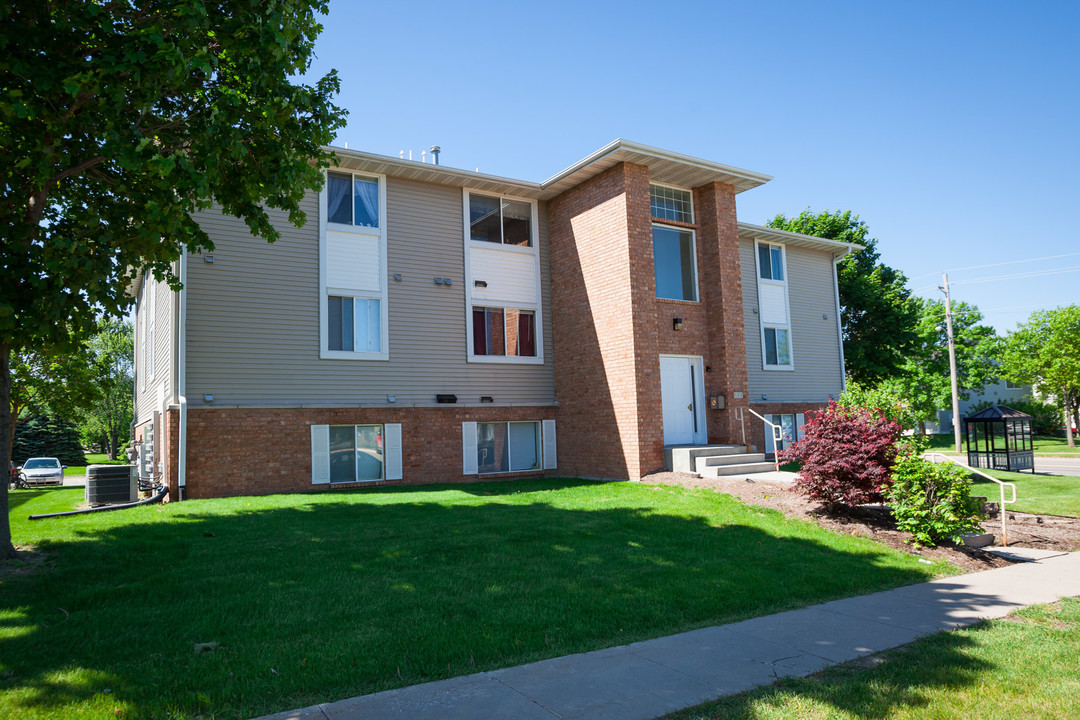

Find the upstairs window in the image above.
[
  {"left": 470, "top": 194, "right": 532, "bottom": 247},
  {"left": 472, "top": 307, "right": 537, "bottom": 357},
  {"left": 650, "top": 184, "right": 693, "bottom": 223},
  {"left": 758, "top": 243, "right": 785, "bottom": 281},
  {"left": 328, "top": 296, "right": 381, "bottom": 353},
  {"left": 652, "top": 226, "right": 698, "bottom": 301},
  {"left": 327, "top": 171, "right": 380, "bottom": 229}
]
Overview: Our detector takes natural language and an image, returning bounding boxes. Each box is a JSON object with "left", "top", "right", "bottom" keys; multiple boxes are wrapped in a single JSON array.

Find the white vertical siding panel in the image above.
[
  {"left": 462, "top": 422, "right": 478, "bottom": 474},
  {"left": 470, "top": 247, "right": 539, "bottom": 307},
  {"left": 310, "top": 425, "right": 330, "bottom": 483},
  {"left": 542, "top": 419, "right": 557, "bottom": 469},
  {"left": 384, "top": 423, "right": 402, "bottom": 480},
  {"left": 327, "top": 230, "right": 381, "bottom": 292}
]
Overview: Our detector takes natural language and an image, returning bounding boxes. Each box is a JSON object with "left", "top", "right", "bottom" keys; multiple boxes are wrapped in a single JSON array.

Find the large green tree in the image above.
[
  {"left": 77, "top": 318, "right": 134, "bottom": 460},
  {"left": 0, "top": 1, "right": 346, "bottom": 558},
  {"left": 999, "top": 305, "right": 1080, "bottom": 447},
  {"left": 894, "top": 298, "right": 999, "bottom": 433},
  {"left": 9, "top": 345, "right": 97, "bottom": 456},
  {"left": 767, "top": 209, "right": 919, "bottom": 384}
]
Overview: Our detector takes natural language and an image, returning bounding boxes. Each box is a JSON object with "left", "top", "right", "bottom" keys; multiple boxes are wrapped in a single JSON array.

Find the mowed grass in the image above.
[
  {"left": 923, "top": 433, "right": 1080, "bottom": 455},
  {"left": 974, "top": 470, "right": 1080, "bottom": 518},
  {"left": 665, "top": 598, "right": 1080, "bottom": 720},
  {"left": 63, "top": 454, "right": 126, "bottom": 477},
  {"left": 2, "top": 480, "right": 955, "bottom": 720}
]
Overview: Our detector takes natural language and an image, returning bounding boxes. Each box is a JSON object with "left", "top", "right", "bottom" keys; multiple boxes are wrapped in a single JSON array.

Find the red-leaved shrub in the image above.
[{"left": 779, "top": 399, "right": 901, "bottom": 511}]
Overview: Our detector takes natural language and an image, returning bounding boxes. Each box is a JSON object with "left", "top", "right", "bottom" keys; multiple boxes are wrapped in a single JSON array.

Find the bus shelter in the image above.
[{"left": 964, "top": 405, "right": 1035, "bottom": 473}]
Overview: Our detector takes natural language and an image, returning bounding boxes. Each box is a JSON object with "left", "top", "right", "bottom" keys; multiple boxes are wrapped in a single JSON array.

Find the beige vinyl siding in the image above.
[
  {"left": 741, "top": 239, "right": 844, "bottom": 402},
  {"left": 135, "top": 271, "right": 177, "bottom": 423},
  {"left": 184, "top": 177, "right": 555, "bottom": 406}
]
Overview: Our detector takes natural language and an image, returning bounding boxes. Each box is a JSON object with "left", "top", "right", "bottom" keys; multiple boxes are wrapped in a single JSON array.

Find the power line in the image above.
[
  {"left": 949, "top": 265, "right": 1080, "bottom": 286},
  {"left": 945, "top": 250, "right": 1080, "bottom": 274}
]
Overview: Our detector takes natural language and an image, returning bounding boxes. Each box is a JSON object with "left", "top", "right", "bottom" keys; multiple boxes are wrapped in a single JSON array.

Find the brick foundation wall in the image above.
[
  {"left": 183, "top": 405, "right": 556, "bottom": 499},
  {"left": 165, "top": 408, "right": 179, "bottom": 501}
]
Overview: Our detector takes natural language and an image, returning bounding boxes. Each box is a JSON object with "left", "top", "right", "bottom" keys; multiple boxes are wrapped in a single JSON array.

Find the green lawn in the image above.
[
  {"left": 924, "top": 433, "right": 1080, "bottom": 455},
  {"left": 665, "top": 598, "right": 1080, "bottom": 720},
  {"left": 973, "top": 470, "right": 1080, "bottom": 518},
  {"left": 63, "top": 453, "right": 126, "bottom": 477},
  {"left": 2, "top": 480, "right": 956, "bottom": 720}
]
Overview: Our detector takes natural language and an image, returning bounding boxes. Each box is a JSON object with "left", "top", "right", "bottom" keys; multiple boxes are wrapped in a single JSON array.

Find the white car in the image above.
[{"left": 19, "top": 457, "right": 66, "bottom": 485}]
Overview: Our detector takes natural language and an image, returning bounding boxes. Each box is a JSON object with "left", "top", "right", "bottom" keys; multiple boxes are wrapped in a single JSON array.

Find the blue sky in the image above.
[{"left": 303, "top": 0, "right": 1079, "bottom": 334}]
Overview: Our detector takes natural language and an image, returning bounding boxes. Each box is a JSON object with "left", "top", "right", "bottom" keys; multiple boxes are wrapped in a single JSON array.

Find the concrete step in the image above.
[
  {"left": 696, "top": 453, "right": 767, "bottom": 472},
  {"left": 664, "top": 444, "right": 749, "bottom": 473},
  {"left": 700, "top": 461, "right": 778, "bottom": 477}
]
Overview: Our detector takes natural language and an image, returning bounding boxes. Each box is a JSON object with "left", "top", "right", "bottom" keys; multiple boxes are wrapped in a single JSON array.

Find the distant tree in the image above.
[
  {"left": 0, "top": 1, "right": 346, "bottom": 558},
  {"left": 999, "top": 306, "right": 1080, "bottom": 447},
  {"left": 13, "top": 413, "right": 86, "bottom": 467},
  {"left": 767, "top": 209, "right": 919, "bottom": 384},
  {"left": 9, "top": 346, "right": 97, "bottom": 455},
  {"left": 894, "top": 299, "right": 999, "bottom": 434},
  {"left": 76, "top": 319, "right": 134, "bottom": 461}
]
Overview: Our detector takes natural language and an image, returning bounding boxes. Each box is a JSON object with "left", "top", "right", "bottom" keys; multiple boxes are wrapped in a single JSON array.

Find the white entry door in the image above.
[{"left": 660, "top": 355, "right": 706, "bottom": 445}]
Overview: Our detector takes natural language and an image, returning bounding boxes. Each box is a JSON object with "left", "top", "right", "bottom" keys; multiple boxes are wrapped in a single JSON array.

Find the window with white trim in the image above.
[
  {"left": 327, "top": 171, "right": 380, "bottom": 229},
  {"left": 320, "top": 169, "right": 388, "bottom": 360},
  {"left": 310, "top": 423, "right": 403, "bottom": 483},
  {"left": 755, "top": 241, "right": 793, "bottom": 369},
  {"left": 650, "top": 184, "right": 693, "bottom": 223},
  {"left": 147, "top": 276, "right": 156, "bottom": 381},
  {"left": 765, "top": 413, "right": 804, "bottom": 453},
  {"left": 652, "top": 225, "right": 698, "bottom": 301},
  {"left": 463, "top": 190, "right": 543, "bottom": 364},
  {"left": 469, "top": 194, "right": 532, "bottom": 246},
  {"left": 462, "top": 420, "right": 557, "bottom": 475}
]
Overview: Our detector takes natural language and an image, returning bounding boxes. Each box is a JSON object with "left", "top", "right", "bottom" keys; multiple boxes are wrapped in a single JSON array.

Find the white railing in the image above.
[
  {"left": 734, "top": 406, "right": 783, "bottom": 471},
  {"left": 924, "top": 452, "right": 1017, "bottom": 547}
]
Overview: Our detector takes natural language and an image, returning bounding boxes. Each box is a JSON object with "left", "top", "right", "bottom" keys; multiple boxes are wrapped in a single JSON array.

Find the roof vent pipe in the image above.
[
  {"left": 421, "top": 149, "right": 427, "bottom": 163},
  {"left": 430, "top": 145, "right": 441, "bottom": 165},
  {"left": 399, "top": 150, "right": 405, "bottom": 159}
]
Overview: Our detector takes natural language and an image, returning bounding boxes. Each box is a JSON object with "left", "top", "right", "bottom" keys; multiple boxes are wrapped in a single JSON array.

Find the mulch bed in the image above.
[{"left": 644, "top": 472, "right": 1080, "bottom": 572}]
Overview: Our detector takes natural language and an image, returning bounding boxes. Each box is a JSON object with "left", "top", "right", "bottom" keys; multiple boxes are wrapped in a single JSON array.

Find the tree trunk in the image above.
[
  {"left": 1, "top": 342, "right": 17, "bottom": 559},
  {"left": 917, "top": 420, "right": 927, "bottom": 436},
  {"left": 1065, "top": 389, "right": 1075, "bottom": 449},
  {"left": 108, "top": 427, "right": 119, "bottom": 461}
]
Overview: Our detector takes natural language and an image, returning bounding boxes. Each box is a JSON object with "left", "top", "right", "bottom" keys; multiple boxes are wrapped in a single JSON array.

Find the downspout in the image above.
[
  {"left": 177, "top": 253, "right": 188, "bottom": 500},
  {"left": 832, "top": 250, "right": 852, "bottom": 393}
]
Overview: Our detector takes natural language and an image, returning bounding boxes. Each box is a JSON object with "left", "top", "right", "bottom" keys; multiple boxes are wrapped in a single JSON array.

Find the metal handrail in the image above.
[
  {"left": 734, "top": 406, "right": 783, "bottom": 470},
  {"left": 923, "top": 452, "right": 1017, "bottom": 547}
]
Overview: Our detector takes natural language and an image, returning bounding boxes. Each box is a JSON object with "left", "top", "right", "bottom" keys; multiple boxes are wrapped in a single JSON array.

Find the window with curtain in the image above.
[
  {"left": 328, "top": 296, "right": 381, "bottom": 352},
  {"left": 327, "top": 171, "right": 380, "bottom": 228},
  {"left": 472, "top": 307, "right": 536, "bottom": 357}
]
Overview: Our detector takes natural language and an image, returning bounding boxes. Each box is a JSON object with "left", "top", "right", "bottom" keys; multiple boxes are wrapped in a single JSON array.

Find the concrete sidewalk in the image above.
[{"left": 258, "top": 551, "right": 1080, "bottom": 720}]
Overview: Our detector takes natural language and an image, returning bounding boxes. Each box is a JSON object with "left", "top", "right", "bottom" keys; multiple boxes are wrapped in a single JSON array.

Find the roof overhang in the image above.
[
  {"left": 327, "top": 139, "right": 773, "bottom": 202},
  {"left": 541, "top": 139, "right": 772, "bottom": 197},
  {"left": 327, "top": 146, "right": 545, "bottom": 200},
  {"left": 737, "top": 222, "right": 863, "bottom": 258}
]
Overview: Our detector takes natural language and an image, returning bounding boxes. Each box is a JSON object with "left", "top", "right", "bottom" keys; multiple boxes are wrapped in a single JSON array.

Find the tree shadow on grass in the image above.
[{"left": 1, "top": 481, "right": 975, "bottom": 719}]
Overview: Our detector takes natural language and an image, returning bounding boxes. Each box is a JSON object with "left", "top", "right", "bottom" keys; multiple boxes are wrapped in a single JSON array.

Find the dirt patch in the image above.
[
  {"left": 0, "top": 545, "right": 51, "bottom": 579},
  {"left": 645, "top": 472, "right": 1080, "bottom": 572}
]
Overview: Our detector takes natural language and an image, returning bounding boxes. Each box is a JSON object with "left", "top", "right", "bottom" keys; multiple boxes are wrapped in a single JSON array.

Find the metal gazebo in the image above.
[{"left": 964, "top": 405, "right": 1035, "bottom": 473}]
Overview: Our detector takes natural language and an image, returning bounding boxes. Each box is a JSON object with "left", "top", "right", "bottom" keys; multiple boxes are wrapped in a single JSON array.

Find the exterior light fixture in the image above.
[
  {"left": 203, "top": 393, "right": 214, "bottom": 402},
  {"left": 673, "top": 318, "right": 684, "bottom": 331}
]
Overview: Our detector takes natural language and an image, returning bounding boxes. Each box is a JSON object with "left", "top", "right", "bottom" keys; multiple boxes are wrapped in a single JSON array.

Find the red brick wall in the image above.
[
  {"left": 183, "top": 405, "right": 556, "bottom": 499},
  {"left": 549, "top": 162, "right": 651, "bottom": 480},
  {"left": 694, "top": 182, "right": 750, "bottom": 443},
  {"left": 165, "top": 408, "right": 179, "bottom": 501}
]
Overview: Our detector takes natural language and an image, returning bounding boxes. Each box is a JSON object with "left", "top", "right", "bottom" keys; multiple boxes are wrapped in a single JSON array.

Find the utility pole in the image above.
[{"left": 942, "top": 273, "right": 962, "bottom": 454}]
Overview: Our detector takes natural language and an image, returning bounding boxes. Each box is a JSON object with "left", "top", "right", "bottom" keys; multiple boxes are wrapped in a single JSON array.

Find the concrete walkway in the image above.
[{"left": 258, "top": 552, "right": 1080, "bottom": 720}]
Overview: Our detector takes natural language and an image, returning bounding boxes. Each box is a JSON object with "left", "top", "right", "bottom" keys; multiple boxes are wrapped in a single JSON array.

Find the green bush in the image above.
[
  {"left": 13, "top": 413, "right": 87, "bottom": 466},
  {"left": 887, "top": 452, "right": 984, "bottom": 547}
]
